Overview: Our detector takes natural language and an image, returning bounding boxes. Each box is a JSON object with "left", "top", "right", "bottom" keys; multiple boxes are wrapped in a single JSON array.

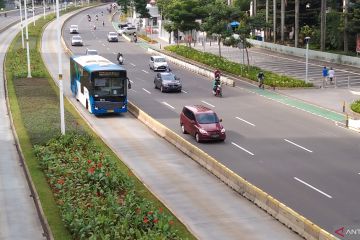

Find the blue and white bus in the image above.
[{"left": 70, "top": 55, "right": 131, "bottom": 115}]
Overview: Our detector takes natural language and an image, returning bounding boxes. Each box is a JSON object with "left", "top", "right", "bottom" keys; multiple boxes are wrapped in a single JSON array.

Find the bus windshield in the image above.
[{"left": 93, "top": 77, "right": 125, "bottom": 96}]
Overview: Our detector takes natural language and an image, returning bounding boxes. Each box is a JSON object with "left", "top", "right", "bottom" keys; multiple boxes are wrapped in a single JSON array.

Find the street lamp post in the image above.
[
  {"left": 32, "top": 0, "right": 35, "bottom": 26},
  {"left": 43, "top": 0, "right": 46, "bottom": 19},
  {"left": 56, "top": 0, "right": 65, "bottom": 135},
  {"left": 305, "top": 36, "right": 310, "bottom": 83},
  {"left": 24, "top": 0, "right": 32, "bottom": 78},
  {"left": 19, "top": 0, "right": 25, "bottom": 48}
]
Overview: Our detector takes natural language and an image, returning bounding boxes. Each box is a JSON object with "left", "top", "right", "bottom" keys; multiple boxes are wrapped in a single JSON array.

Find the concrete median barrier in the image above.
[
  {"left": 127, "top": 101, "right": 337, "bottom": 240},
  {"left": 147, "top": 48, "right": 235, "bottom": 87}
]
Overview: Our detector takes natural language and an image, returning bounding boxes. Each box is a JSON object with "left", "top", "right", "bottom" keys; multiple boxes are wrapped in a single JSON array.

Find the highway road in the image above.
[
  {"left": 194, "top": 42, "right": 360, "bottom": 88},
  {"left": 62, "top": 6, "right": 360, "bottom": 235},
  {"left": 42, "top": 7, "right": 301, "bottom": 240}
]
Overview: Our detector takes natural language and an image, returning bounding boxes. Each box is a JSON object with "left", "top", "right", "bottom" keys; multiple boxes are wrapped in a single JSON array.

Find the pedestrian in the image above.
[
  {"left": 328, "top": 67, "right": 335, "bottom": 84},
  {"left": 322, "top": 66, "right": 328, "bottom": 87},
  {"left": 257, "top": 71, "right": 265, "bottom": 89}
]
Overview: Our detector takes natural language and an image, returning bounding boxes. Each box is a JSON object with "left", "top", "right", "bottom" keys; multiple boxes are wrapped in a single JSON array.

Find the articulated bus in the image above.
[{"left": 70, "top": 55, "right": 131, "bottom": 115}]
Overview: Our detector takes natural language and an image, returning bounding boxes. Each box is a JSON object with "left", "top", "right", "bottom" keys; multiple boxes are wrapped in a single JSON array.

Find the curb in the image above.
[{"left": 61, "top": 10, "right": 337, "bottom": 240}]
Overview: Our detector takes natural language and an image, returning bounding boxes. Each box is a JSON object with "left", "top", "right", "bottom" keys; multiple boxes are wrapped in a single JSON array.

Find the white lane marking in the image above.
[
  {"left": 201, "top": 100, "right": 215, "bottom": 108},
  {"left": 294, "top": 177, "right": 332, "bottom": 199},
  {"left": 102, "top": 43, "right": 105, "bottom": 46},
  {"left": 231, "top": 142, "right": 254, "bottom": 156},
  {"left": 130, "top": 63, "right": 136, "bottom": 66},
  {"left": 181, "top": 90, "right": 188, "bottom": 93},
  {"left": 236, "top": 117, "right": 255, "bottom": 126},
  {"left": 129, "top": 80, "right": 134, "bottom": 83},
  {"left": 162, "top": 101, "right": 175, "bottom": 109},
  {"left": 142, "top": 88, "right": 151, "bottom": 94},
  {"left": 350, "top": 90, "right": 360, "bottom": 96},
  {"left": 142, "top": 70, "right": 149, "bottom": 74},
  {"left": 284, "top": 139, "right": 313, "bottom": 153},
  {"left": 130, "top": 89, "right": 137, "bottom": 93}
]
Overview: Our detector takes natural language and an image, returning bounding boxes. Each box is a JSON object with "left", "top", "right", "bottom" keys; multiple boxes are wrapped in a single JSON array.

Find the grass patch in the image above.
[
  {"left": 351, "top": 100, "right": 360, "bottom": 114},
  {"left": 5, "top": 5, "right": 195, "bottom": 240},
  {"left": 139, "top": 34, "right": 158, "bottom": 44},
  {"left": 165, "top": 45, "right": 313, "bottom": 88}
]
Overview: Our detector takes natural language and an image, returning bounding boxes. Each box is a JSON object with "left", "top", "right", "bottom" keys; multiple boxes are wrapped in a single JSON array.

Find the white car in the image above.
[
  {"left": 117, "top": 26, "right": 137, "bottom": 35},
  {"left": 149, "top": 56, "right": 169, "bottom": 71},
  {"left": 69, "top": 24, "right": 78, "bottom": 34},
  {"left": 71, "top": 35, "right": 83, "bottom": 46},
  {"left": 107, "top": 32, "right": 118, "bottom": 42},
  {"left": 85, "top": 49, "right": 98, "bottom": 55}
]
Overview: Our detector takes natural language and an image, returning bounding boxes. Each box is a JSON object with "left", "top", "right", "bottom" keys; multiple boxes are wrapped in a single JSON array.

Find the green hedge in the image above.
[
  {"left": 351, "top": 100, "right": 360, "bottom": 113},
  {"left": 164, "top": 45, "right": 313, "bottom": 88},
  {"left": 35, "top": 134, "right": 182, "bottom": 240}
]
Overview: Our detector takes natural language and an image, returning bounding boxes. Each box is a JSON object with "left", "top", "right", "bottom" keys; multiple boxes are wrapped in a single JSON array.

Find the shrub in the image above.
[
  {"left": 351, "top": 100, "right": 360, "bottom": 113},
  {"left": 35, "top": 134, "right": 183, "bottom": 240},
  {"left": 164, "top": 45, "right": 313, "bottom": 88},
  {"left": 139, "top": 34, "right": 158, "bottom": 44}
]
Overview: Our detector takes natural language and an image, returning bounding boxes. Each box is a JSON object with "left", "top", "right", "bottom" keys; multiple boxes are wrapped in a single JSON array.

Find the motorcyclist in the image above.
[
  {"left": 212, "top": 76, "right": 221, "bottom": 95},
  {"left": 95, "top": 14, "right": 98, "bottom": 21},
  {"left": 117, "top": 52, "right": 124, "bottom": 64},
  {"left": 133, "top": 33, "right": 137, "bottom": 43},
  {"left": 214, "top": 69, "right": 221, "bottom": 79},
  {"left": 257, "top": 71, "right": 265, "bottom": 89}
]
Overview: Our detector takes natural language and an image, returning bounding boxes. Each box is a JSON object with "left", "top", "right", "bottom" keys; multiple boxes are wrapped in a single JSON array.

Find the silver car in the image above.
[
  {"left": 69, "top": 24, "right": 78, "bottom": 34},
  {"left": 149, "top": 56, "right": 169, "bottom": 71},
  {"left": 107, "top": 32, "right": 118, "bottom": 42},
  {"left": 71, "top": 35, "right": 83, "bottom": 46}
]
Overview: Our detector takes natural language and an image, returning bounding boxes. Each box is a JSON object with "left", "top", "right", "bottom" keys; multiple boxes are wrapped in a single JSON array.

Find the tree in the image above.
[
  {"left": 294, "top": 0, "right": 299, "bottom": 47},
  {"left": 158, "top": 0, "right": 205, "bottom": 45},
  {"left": 117, "top": 0, "right": 149, "bottom": 18},
  {"left": 343, "top": 0, "right": 349, "bottom": 52},
  {"left": 201, "top": 0, "right": 235, "bottom": 56},
  {"left": 280, "top": 0, "right": 285, "bottom": 42},
  {"left": 320, "top": 0, "right": 326, "bottom": 51}
]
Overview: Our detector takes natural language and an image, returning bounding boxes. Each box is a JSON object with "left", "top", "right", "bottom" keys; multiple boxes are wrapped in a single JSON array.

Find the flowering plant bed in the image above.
[
  {"left": 165, "top": 45, "right": 313, "bottom": 88},
  {"left": 139, "top": 34, "right": 158, "bottom": 44},
  {"left": 35, "top": 134, "right": 182, "bottom": 239}
]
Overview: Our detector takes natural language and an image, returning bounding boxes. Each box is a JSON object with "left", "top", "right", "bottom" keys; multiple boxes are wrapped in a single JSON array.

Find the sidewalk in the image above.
[{"left": 0, "top": 17, "right": 45, "bottom": 240}]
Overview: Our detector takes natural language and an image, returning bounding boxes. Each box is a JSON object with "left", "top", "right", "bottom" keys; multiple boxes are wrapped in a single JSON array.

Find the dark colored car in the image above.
[
  {"left": 180, "top": 105, "right": 226, "bottom": 143},
  {"left": 154, "top": 72, "right": 182, "bottom": 93}
]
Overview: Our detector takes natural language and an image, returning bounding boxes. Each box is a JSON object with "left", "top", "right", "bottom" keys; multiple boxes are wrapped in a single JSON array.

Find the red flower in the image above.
[
  {"left": 88, "top": 167, "right": 95, "bottom": 174},
  {"left": 87, "top": 159, "right": 92, "bottom": 164},
  {"left": 148, "top": 211, "right": 153, "bottom": 215},
  {"left": 143, "top": 217, "right": 149, "bottom": 223},
  {"left": 57, "top": 178, "right": 65, "bottom": 185},
  {"left": 105, "top": 172, "right": 110, "bottom": 177},
  {"left": 169, "top": 220, "right": 174, "bottom": 225},
  {"left": 153, "top": 219, "right": 158, "bottom": 224},
  {"left": 158, "top": 207, "right": 163, "bottom": 213},
  {"left": 97, "top": 162, "right": 102, "bottom": 168}
]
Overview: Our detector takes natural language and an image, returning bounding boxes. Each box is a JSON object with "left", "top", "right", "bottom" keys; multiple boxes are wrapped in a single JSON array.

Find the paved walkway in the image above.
[{"left": 0, "top": 17, "right": 45, "bottom": 240}]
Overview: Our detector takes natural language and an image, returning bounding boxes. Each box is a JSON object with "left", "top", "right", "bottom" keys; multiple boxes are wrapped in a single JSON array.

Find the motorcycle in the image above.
[
  {"left": 118, "top": 56, "right": 124, "bottom": 65},
  {"left": 213, "top": 83, "right": 222, "bottom": 97}
]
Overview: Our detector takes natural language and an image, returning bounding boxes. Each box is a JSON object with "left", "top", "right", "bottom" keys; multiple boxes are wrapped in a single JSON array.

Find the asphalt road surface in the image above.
[
  {"left": 42, "top": 7, "right": 302, "bottom": 240},
  {"left": 63, "top": 6, "right": 360, "bottom": 235}
]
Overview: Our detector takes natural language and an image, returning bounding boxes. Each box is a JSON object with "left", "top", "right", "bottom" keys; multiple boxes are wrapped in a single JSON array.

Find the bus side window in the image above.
[{"left": 80, "top": 71, "right": 89, "bottom": 94}]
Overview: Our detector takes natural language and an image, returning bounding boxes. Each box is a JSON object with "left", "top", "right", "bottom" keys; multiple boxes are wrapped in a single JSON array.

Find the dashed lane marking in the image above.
[
  {"left": 201, "top": 100, "right": 215, "bottom": 108},
  {"left": 284, "top": 139, "right": 313, "bottom": 153},
  {"left": 142, "top": 88, "right": 151, "bottom": 94},
  {"left": 294, "top": 177, "right": 332, "bottom": 199},
  {"left": 235, "top": 117, "right": 255, "bottom": 127},
  {"left": 231, "top": 142, "right": 254, "bottom": 156},
  {"left": 162, "top": 101, "right": 175, "bottom": 109}
]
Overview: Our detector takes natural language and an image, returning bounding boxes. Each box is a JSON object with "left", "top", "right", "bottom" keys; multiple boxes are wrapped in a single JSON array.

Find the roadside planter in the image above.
[
  {"left": 35, "top": 134, "right": 181, "bottom": 239},
  {"left": 164, "top": 45, "right": 313, "bottom": 88}
]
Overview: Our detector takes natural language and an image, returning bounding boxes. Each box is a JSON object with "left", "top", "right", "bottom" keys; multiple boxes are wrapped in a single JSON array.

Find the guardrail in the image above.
[{"left": 61, "top": 11, "right": 339, "bottom": 240}]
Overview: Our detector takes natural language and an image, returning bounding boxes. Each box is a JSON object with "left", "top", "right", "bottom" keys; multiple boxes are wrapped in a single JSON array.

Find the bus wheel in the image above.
[{"left": 86, "top": 100, "right": 88, "bottom": 110}]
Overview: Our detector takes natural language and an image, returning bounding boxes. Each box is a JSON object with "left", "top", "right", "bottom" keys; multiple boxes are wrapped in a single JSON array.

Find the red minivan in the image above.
[{"left": 180, "top": 105, "right": 226, "bottom": 143}]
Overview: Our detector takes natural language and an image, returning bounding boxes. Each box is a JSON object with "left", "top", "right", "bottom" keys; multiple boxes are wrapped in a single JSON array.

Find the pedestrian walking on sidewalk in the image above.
[
  {"left": 322, "top": 66, "right": 328, "bottom": 87},
  {"left": 258, "top": 71, "right": 265, "bottom": 89},
  {"left": 329, "top": 67, "right": 335, "bottom": 85}
]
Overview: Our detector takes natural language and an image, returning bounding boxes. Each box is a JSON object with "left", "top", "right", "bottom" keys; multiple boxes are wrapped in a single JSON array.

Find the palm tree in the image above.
[
  {"left": 280, "top": 0, "right": 285, "bottom": 42},
  {"left": 266, "top": 0, "right": 269, "bottom": 40},
  {"left": 273, "top": 0, "right": 277, "bottom": 43},
  {"left": 343, "top": 0, "right": 349, "bottom": 52},
  {"left": 294, "top": 0, "right": 299, "bottom": 47},
  {"left": 320, "top": 0, "right": 326, "bottom": 51}
]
